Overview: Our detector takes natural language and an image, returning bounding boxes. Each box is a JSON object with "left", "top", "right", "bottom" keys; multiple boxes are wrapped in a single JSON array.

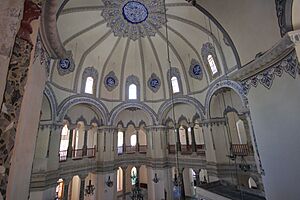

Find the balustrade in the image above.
[
  {"left": 117, "top": 145, "right": 148, "bottom": 155},
  {"left": 231, "top": 144, "right": 253, "bottom": 156},
  {"left": 59, "top": 145, "right": 96, "bottom": 162}
]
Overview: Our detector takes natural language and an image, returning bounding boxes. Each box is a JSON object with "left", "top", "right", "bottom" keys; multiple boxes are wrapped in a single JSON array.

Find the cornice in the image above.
[{"left": 230, "top": 33, "right": 295, "bottom": 81}]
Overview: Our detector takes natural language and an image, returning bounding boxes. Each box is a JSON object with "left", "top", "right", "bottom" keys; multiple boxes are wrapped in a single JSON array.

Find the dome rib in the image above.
[
  {"left": 147, "top": 36, "right": 166, "bottom": 99},
  {"left": 119, "top": 38, "right": 131, "bottom": 99},
  {"left": 138, "top": 38, "right": 146, "bottom": 100},
  {"left": 63, "top": 20, "right": 106, "bottom": 46},
  {"left": 156, "top": 28, "right": 191, "bottom": 93},
  {"left": 167, "top": 25, "right": 209, "bottom": 84},
  {"left": 73, "top": 30, "right": 112, "bottom": 91},
  {"left": 98, "top": 37, "right": 122, "bottom": 96}
]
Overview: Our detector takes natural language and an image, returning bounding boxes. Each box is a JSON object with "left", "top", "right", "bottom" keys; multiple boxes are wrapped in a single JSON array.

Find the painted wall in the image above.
[
  {"left": 197, "top": 0, "right": 281, "bottom": 65},
  {"left": 248, "top": 73, "right": 300, "bottom": 199}
]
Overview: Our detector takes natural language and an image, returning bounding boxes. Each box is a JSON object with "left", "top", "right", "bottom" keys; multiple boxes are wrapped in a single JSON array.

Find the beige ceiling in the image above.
[{"left": 50, "top": 0, "right": 238, "bottom": 102}]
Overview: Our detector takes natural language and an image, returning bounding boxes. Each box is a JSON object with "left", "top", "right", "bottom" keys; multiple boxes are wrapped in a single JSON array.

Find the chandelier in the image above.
[{"left": 84, "top": 180, "right": 95, "bottom": 196}]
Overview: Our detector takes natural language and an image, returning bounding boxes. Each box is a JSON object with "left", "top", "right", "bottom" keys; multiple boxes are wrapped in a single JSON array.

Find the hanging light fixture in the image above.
[
  {"left": 152, "top": 173, "right": 159, "bottom": 183},
  {"left": 105, "top": 175, "right": 114, "bottom": 187},
  {"left": 85, "top": 179, "right": 95, "bottom": 196}
]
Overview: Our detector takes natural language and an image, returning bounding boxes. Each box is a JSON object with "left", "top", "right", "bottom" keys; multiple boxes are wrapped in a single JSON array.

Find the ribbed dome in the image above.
[{"left": 49, "top": 0, "right": 238, "bottom": 102}]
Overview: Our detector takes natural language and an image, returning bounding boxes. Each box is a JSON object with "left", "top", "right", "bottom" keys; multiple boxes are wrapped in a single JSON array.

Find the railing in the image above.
[
  {"left": 231, "top": 144, "right": 253, "bottom": 156},
  {"left": 59, "top": 150, "right": 67, "bottom": 162},
  {"left": 168, "top": 144, "right": 176, "bottom": 154},
  {"left": 118, "top": 145, "right": 148, "bottom": 155},
  {"left": 87, "top": 147, "right": 96, "bottom": 157},
  {"left": 168, "top": 144, "right": 206, "bottom": 156},
  {"left": 196, "top": 144, "right": 206, "bottom": 156},
  {"left": 125, "top": 145, "right": 136, "bottom": 154},
  {"left": 181, "top": 145, "right": 192, "bottom": 155},
  {"left": 59, "top": 146, "right": 96, "bottom": 162},
  {"left": 139, "top": 145, "right": 147, "bottom": 154}
]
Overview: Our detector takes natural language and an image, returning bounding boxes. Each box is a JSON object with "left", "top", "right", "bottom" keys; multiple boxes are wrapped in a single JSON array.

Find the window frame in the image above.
[
  {"left": 81, "top": 67, "right": 98, "bottom": 95},
  {"left": 167, "top": 67, "right": 183, "bottom": 96},
  {"left": 125, "top": 75, "right": 140, "bottom": 101},
  {"left": 201, "top": 42, "right": 221, "bottom": 80}
]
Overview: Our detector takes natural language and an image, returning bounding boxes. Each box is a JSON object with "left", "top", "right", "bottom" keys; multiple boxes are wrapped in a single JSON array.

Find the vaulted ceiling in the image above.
[{"left": 49, "top": 0, "right": 239, "bottom": 102}]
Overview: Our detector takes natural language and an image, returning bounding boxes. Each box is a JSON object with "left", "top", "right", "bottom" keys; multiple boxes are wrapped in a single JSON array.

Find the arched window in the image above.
[
  {"left": 201, "top": 42, "right": 220, "bottom": 80},
  {"left": 131, "top": 167, "right": 137, "bottom": 185},
  {"left": 129, "top": 84, "right": 137, "bottom": 100},
  {"left": 81, "top": 67, "right": 98, "bottom": 95},
  {"left": 117, "top": 167, "right": 123, "bottom": 192},
  {"left": 59, "top": 125, "right": 69, "bottom": 161},
  {"left": 85, "top": 76, "right": 94, "bottom": 94},
  {"left": 167, "top": 68, "right": 182, "bottom": 96},
  {"left": 130, "top": 134, "right": 137, "bottom": 147},
  {"left": 207, "top": 55, "right": 218, "bottom": 75},
  {"left": 117, "top": 131, "right": 124, "bottom": 154},
  {"left": 126, "top": 75, "right": 140, "bottom": 100},
  {"left": 171, "top": 76, "right": 180, "bottom": 94}
]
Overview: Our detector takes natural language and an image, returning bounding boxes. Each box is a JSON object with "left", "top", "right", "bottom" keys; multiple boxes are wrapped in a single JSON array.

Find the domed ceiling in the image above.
[{"left": 49, "top": 0, "right": 238, "bottom": 102}]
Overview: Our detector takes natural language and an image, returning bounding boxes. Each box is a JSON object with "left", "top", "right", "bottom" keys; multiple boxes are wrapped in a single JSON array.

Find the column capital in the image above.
[
  {"left": 78, "top": 173, "right": 88, "bottom": 180},
  {"left": 63, "top": 176, "right": 72, "bottom": 184}
]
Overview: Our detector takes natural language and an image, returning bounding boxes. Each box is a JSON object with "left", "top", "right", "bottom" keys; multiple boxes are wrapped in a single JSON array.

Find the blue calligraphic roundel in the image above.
[
  {"left": 106, "top": 77, "right": 116, "bottom": 87},
  {"left": 122, "top": 1, "right": 148, "bottom": 24},
  {"left": 150, "top": 78, "right": 159, "bottom": 88},
  {"left": 193, "top": 64, "right": 202, "bottom": 76},
  {"left": 59, "top": 59, "right": 71, "bottom": 70}
]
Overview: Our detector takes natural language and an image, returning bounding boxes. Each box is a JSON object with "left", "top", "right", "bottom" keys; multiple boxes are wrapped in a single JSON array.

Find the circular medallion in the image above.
[
  {"left": 59, "top": 59, "right": 71, "bottom": 69},
  {"left": 150, "top": 79, "right": 159, "bottom": 88},
  {"left": 106, "top": 77, "right": 116, "bottom": 87},
  {"left": 193, "top": 64, "right": 202, "bottom": 76},
  {"left": 122, "top": 1, "right": 148, "bottom": 24}
]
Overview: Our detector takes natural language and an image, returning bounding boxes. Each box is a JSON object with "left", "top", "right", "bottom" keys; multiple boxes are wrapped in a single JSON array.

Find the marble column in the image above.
[
  {"left": 82, "top": 130, "right": 88, "bottom": 156},
  {"left": 136, "top": 129, "right": 140, "bottom": 152},
  {"left": 121, "top": 166, "right": 127, "bottom": 200},
  {"left": 67, "top": 129, "right": 74, "bottom": 158},
  {"left": 190, "top": 124, "right": 197, "bottom": 152},
  {"left": 0, "top": 0, "right": 25, "bottom": 107},
  {"left": 175, "top": 125, "right": 181, "bottom": 152},
  {"left": 0, "top": 1, "right": 45, "bottom": 199},
  {"left": 194, "top": 170, "right": 200, "bottom": 187},
  {"left": 79, "top": 174, "right": 87, "bottom": 200},
  {"left": 178, "top": 168, "right": 185, "bottom": 200},
  {"left": 63, "top": 177, "right": 71, "bottom": 200}
]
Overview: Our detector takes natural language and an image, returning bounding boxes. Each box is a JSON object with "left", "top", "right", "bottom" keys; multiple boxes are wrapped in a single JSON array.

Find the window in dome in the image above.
[
  {"left": 129, "top": 84, "right": 137, "bottom": 99},
  {"left": 117, "top": 167, "right": 123, "bottom": 192},
  {"left": 171, "top": 76, "right": 180, "bottom": 93},
  {"left": 130, "top": 134, "right": 137, "bottom": 147},
  {"left": 131, "top": 167, "right": 137, "bottom": 185},
  {"left": 81, "top": 67, "right": 98, "bottom": 95},
  {"left": 85, "top": 76, "right": 94, "bottom": 94},
  {"left": 207, "top": 54, "right": 218, "bottom": 75}
]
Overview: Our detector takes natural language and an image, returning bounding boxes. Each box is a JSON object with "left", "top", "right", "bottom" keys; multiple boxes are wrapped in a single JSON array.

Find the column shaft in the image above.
[
  {"left": 190, "top": 126, "right": 197, "bottom": 152},
  {"left": 67, "top": 129, "right": 73, "bottom": 158}
]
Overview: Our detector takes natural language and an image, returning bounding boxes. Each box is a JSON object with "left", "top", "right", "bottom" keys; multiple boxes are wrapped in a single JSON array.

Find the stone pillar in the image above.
[
  {"left": 136, "top": 129, "right": 140, "bottom": 152},
  {"left": 63, "top": 177, "right": 71, "bottom": 200},
  {"left": 178, "top": 168, "right": 185, "bottom": 200},
  {"left": 82, "top": 130, "right": 88, "bottom": 156},
  {"left": 190, "top": 124, "right": 197, "bottom": 152},
  {"left": 0, "top": 0, "right": 25, "bottom": 108},
  {"left": 0, "top": 1, "right": 45, "bottom": 199},
  {"left": 79, "top": 174, "right": 87, "bottom": 200},
  {"left": 184, "top": 127, "right": 189, "bottom": 145},
  {"left": 121, "top": 166, "right": 127, "bottom": 200},
  {"left": 67, "top": 129, "right": 74, "bottom": 158},
  {"left": 175, "top": 125, "right": 181, "bottom": 152},
  {"left": 122, "top": 130, "right": 126, "bottom": 153}
]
